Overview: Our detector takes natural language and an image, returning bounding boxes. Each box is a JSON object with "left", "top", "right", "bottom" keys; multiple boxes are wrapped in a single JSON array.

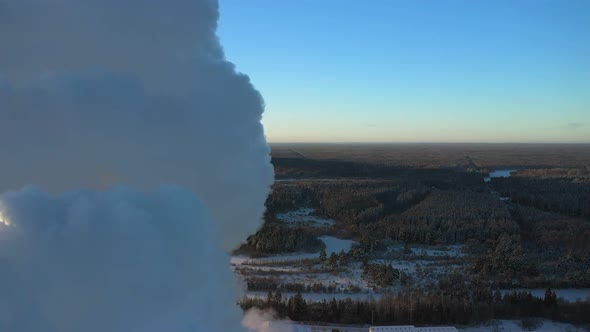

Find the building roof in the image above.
[
  {"left": 263, "top": 322, "right": 458, "bottom": 332},
  {"left": 370, "top": 326, "right": 458, "bottom": 332}
]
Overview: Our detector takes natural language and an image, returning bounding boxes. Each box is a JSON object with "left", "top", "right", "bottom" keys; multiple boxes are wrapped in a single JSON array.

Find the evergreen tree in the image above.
[
  {"left": 272, "top": 289, "right": 283, "bottom": 304},
  {"left": 544, "top": 288, "right": 557, "bottom": 307},
  {"left": 329, "top": 252, "right": 339, "bottom": 268},
  {"left": 338, "top": 249, "right": 347, "bottom": 266},
  {"left": 292, "top": 292, "right": 307, "bottom": 320},
  {"left": 319, "top": 247, "right": 327, "bottom": 263}
]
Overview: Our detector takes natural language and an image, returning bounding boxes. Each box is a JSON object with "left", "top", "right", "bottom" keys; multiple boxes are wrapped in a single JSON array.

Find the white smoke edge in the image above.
[
  {"left": 0, "top": 0, "right": 274, "bottom": 331},
  {"left": 242, "top": 309, "right": 295, "bottom": 332}
]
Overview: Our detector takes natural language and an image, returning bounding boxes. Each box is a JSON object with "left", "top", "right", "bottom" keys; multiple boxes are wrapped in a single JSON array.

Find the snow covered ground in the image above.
[
  {"left": 233, "top": 235, "right": 589, "bottom": 306},
  {"left": 255, "top": 318, "right": 585, "bottom": 332},
  {"left": 276, "top": 208, "right": 336, "bottom": 227},
  {"left": 232, "top": 236, "right": 368, "bottom": 293},
  {"left": 409, "top": 245, "right": 465, "bottom": 257},
  {"left": 320, "top": 236, "right": 355, "bottom": 255},
  {"left": 459, "top": 319, "right": 585, "bottom": 331},
  {"left": 233, "top": 240, "right": 468, "bottom": 299}
]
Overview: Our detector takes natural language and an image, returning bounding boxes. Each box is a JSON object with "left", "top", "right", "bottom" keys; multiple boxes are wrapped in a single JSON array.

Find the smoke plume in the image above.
[
  {"left": 0, "top": 0, "right": 273, "bottom": 331},
  {"left": 0, "top": 0, "right": 274, "bottom": 250},
  {"left": 242, "top": 309, "right": 294, "bottom": 332}
]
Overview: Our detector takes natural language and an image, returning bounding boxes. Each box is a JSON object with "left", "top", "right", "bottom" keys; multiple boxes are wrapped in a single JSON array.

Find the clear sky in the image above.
[{"left": 218, "top": 0, "right": 590, "bottom": 143}]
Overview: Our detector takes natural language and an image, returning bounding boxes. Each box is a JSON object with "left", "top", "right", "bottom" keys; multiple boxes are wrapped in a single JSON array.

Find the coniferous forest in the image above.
[{"left": 236, "top": 144, "right": 590, "bottom": 328}]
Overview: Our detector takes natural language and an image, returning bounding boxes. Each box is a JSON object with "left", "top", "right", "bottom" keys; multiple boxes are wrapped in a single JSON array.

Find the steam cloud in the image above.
[
  {"left": 0, "top": 1, "right": 273, "bottom": 331},
  {"left": 242, "top": 309, "right": 295, "bottom": 332}
]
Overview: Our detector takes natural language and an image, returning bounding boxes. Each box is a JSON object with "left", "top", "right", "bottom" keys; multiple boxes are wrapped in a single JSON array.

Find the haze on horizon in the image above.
[{"left": 219, "top": 0, "right": 590, "bottom": 144}]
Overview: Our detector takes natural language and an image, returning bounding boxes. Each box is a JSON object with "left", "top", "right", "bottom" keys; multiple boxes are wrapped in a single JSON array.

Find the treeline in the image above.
[
  {"left": 512, "top": 167, "right": 590, "bottom": 182},
  {"left": 264, "top": 179, "right": 431, "bottom": 240},
  {"left": 272, "top": 157, "right": 488, "bottom": 188},
  {"left": 266, "top": 180, "right": 411, "bottom": 225},
  {"left": 262, "top": 177, "right": 501, "bottom": 249},
  {"left": 357, "top": 190, "right": 518, "bottom": 245},
  {"left": 266, "top": 179, "right": 476, "bottom": 239},
  {"left": 245, "top": 277, "right": 359, "bottom": 293},
  {"left": 240, "top": 287, "right": 590, "bottom": 327},
  {"left": 469, "top": 233, "right": 538, "bottom": 285},
  {"left": 235, "top": 223, "right": 324, "bottom": 255},
  {"left": 271, "top": 144, "right": 590, "bottom": 170},
  {"left": 502, "top": 206, "right": 590, "bottom": 287},
  {"left": 492, "top": 177, "right": 590, "bottom": 219},
  {"left": 511, "top": 206, "right": 590, "bottom": 257},
  {"left": 362, "top": 263, "right": 410, "bottom": 288}
]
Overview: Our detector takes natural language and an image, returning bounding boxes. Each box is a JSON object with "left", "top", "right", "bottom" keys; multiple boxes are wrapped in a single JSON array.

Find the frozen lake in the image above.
[{"left": 483, "top": 169, "right": 517, "bottom": 182}]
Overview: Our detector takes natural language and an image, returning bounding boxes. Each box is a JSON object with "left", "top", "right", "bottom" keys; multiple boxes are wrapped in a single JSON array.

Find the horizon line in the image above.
[{"left": 268, "top": 141, "right": 590, "bottom": 145}]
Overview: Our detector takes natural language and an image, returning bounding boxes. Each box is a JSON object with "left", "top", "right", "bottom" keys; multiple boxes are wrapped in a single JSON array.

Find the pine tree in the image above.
[
  {"left": 338, "top": 249, "right": 347, "bottom": 266},
  {"left": 544, "top": 288, "right": 557, "bottom": 307},
  {"left": 293, "top": 292, "right": 307, "bottom": 320},
  {"left": 329, "top": 252, "right": 339, "bottom": 268},
  {"left": 272, "top": 289, "right": 283, "bottom": 304},
  {"left": 319, "top": 247, "right": 327, "bottom": 263}
]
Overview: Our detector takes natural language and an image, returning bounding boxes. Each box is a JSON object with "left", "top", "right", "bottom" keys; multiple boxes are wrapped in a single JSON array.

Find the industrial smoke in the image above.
[{"left": 0, "top": 1, "right": 274, "bottom": 331}]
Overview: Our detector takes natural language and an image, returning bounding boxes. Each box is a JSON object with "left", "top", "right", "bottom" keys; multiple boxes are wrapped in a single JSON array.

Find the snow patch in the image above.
[
  {"left": 277, "top": 208, "right": 336, "bottom": 227},
  {"left": 321, "top": 236, "right": 355, "bottom": 255},
  {"left": 459, "top": 319, "right": 584, "bottom": 331}
]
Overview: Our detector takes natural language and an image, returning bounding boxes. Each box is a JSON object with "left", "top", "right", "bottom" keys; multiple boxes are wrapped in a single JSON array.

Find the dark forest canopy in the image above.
[
  {"left": 239, "top": 143, "right": 590, "bottom": 309},
  {"left": 240, "top": 286, "right": 590, "bottom": 327}
]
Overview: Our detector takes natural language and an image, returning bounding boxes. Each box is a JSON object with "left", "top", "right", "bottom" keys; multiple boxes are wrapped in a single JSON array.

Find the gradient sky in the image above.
[{"left": 218, "top": 0, "right": 590, "bottom": 143}]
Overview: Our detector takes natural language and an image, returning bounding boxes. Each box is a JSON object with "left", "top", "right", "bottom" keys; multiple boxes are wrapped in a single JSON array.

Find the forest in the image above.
[
  {"left": 237, "top": 143, "right": 590, "bottom": 327},
  {"left": 240, "top": 286, "right": 590, "bottom": 327}
]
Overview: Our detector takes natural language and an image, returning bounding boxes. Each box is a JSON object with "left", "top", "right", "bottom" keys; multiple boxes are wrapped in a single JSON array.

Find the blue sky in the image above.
[{"left": 218, "top": 0, "right": 590, "bottom": 143}]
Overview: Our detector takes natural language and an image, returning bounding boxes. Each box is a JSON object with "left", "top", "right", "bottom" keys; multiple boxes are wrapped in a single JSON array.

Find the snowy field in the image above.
[
  {"left": 232, "top": 236, "right": 370, "bottom": 293},
  {"left": 233, "top": 227, "right": 590, "bottom": 308},
  {"left": 233, "top": 237, "right": 470, "bottom": 299},
  {"left": 409, "top": 245, "right": 465, "bottom": 257},
  {"left": 459, "top": 319, "right": 585, "bottom": 331},
  {"left": 252, "top": 320, "right": 587, "bottom": 332},
  {"left": 276, "top": 208, "right": 336, "bottom": 227},
  {"left": 320, "top": 236, "right": 355, "bottom": 255},
  {"left": 258, "top": 319, "right": 586, "bottom": 332}
]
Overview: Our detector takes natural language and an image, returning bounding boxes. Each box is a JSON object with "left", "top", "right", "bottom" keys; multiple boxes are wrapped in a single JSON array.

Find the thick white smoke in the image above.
[
  {"left": 0, "top": 0, "right": 273, "bottom": 331},
  {"left": 0, "top": 0, "right": 274, "bottom": 250},
  {"left": 0, "top": 186, "right": 245, "bottom": 332}
]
